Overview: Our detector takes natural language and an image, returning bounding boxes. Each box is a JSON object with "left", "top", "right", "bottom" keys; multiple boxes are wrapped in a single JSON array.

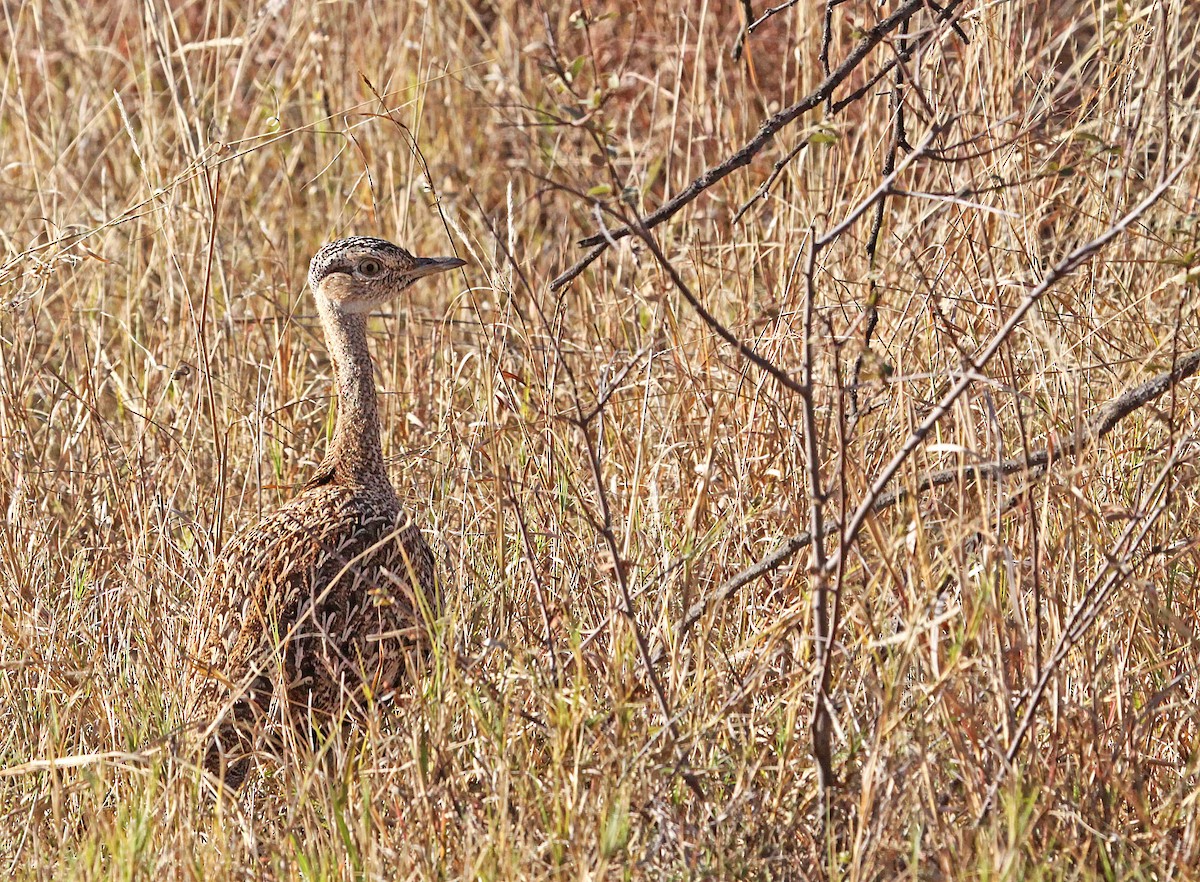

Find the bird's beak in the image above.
[{"left": 411, "top": 255, "right": 467, "bottom": 278}]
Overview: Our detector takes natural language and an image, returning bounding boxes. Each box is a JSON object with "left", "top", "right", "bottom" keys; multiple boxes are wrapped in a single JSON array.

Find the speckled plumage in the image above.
[{"left": 186, "top": 237, "right": 464, "bottom": 784}]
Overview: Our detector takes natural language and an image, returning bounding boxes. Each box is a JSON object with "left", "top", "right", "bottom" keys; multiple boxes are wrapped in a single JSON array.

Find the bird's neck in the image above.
[{"left": 316, "top": 302, "right": 390, "bottom": 487}]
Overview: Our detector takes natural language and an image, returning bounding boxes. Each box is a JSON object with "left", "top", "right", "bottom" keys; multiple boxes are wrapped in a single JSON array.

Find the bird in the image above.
[{"left": 185, "top": 236, "right": 465, "bottom": 786}]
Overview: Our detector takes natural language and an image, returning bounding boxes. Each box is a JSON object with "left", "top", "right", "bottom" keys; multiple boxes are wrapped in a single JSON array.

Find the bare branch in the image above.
[
  {"left": 826, "top": 161, "right": 1189, "bottom": 576},
  {"left": 800, "top": 236, "right": 835, "bottom": 799},
  {"left": 668, "top": 342, "right": 1200, "bottom": 654},
  {"left": 549, "top": 0, "right": 967, "bottom": 291},
  {"left": 815, "top": 123, "right": 947, "bottom": 250},
  {"left": 623, "top": 218, "right": 810, "bottom": 397},
  {"left": 977, "top": 431, "right": 1191, "bottom": 822}
]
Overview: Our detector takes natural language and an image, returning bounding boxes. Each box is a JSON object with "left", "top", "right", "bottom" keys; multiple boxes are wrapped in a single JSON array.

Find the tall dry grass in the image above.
[{"left": 1, "top": 0, "right": 1199, "bottom": 878}]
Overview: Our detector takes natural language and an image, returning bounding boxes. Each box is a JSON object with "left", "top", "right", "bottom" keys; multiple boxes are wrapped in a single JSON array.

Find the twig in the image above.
[
  {"left": 539, "top": 175, "right": 810, "bottom": 398},
  {"left": 730, "top": 138, "right": 806, "bottom": 225},
  {"left": 731, "top": 0, "right": 758, "bottom": 62},
  {"left": 800, "top": 235, "right": 835, "bottom": 800},
  {"left": 850, "top": 15, "right": 913, "bottom": 421},
  {"left": 818, "top": 1, "right": 843, "bottom": 90},
  {"left": 815, "top": 123, "right": 947, "bottom": 250},
  {"left": 549, "top": 0, "right": 967, "bottom": 291},
  {"left": 977, "top": 431, "right": 1190, "bottom": 822},
  {"left": 669, "top": 345, "right": 1200, "bottom": 652},
  {"left": 575, "top": 405, "right": 706, "bottom": 800},
  {"left": 507, "top": 474, "right": 560, "bottom": 687},
  {"left": 625, "top": 219, "right": 809, "bottom": 397},
  {"left": 825, "top": 162, "right": 1188, "bottom": 577},
  {"left": 747, "top": 0, "right": 805, "bottom": 35}
]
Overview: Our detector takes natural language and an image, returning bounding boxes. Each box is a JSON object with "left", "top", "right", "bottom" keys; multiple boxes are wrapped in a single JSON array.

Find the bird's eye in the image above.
[{"left": 358, "top": 258, "right": 383, "bottom": 277}]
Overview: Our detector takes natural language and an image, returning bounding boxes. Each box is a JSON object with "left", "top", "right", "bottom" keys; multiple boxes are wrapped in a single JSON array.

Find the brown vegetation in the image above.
[{"left": 1, "top": 0, "right": 1199, "bottom": 878}]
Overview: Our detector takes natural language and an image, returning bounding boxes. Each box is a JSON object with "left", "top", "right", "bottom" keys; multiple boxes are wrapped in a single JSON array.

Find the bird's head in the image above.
[{"left": 308, "top": 236, "right": 465, "bottom": 315}]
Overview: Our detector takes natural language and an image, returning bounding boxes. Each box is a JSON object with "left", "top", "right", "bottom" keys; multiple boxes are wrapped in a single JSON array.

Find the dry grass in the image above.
[{"left": 2, "top": 0, "right": 1199, "bottom": 878}]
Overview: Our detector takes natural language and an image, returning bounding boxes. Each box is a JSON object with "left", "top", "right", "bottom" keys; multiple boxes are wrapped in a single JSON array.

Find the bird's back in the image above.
[{"left": 189, "top": 477, "right": 437, "bottom": 730}]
